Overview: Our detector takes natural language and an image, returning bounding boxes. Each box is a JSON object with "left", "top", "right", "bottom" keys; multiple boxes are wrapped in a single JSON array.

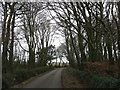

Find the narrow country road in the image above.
[{"left": 23, "top": 68, "right": 63, "bottom": 88}]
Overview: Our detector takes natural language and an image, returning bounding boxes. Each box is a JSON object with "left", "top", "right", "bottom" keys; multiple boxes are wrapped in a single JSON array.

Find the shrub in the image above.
[
  {"left": 90, "top": 74, "right": 120, "bottom": 88},
  {"left": 2, "top": 73, "right": 14, "bottom": 88},
  {"left": 2, "top": 66, "right": 54, "bottom": 89},
  {"left": 13, "top": 69, "right": 30, "bottom": 84},
  {"left": 68, "top": 67, "right": 120, "bottom": 88}
]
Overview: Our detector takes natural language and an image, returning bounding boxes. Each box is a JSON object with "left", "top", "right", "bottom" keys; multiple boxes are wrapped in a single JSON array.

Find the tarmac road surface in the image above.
[{"left": 23, "top": 68, "right": 63, "bottom": 88}]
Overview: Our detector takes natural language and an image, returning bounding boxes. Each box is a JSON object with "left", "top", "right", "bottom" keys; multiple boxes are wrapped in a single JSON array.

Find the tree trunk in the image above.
[
  {"left": 9, "top": 11, "right": 15, "bottom": 73},
  {"left": 2, "top": 3, "right": 13, "bottom": 73},
  {"left": 117, "top": 1, "right": 120, "bottom": 78},
  {"left": 65, "top": 34, "right": 75, "bottom": 68},
  {"left": 70, "top": 2, "right": 86, "bottom": 62},
  {"left": 106, "top": 36, "right": 114, "bottom": 65},
  {"left": 69, "top": 27, "right": 81, "bottom": 69},
  {"left": 78, "top": 33, "right": 86, "bottom": 62},
  {"left": 28, "top": 46, "right": 35, "bottom": 69},
  {"left": 104, "top": 46, "right": 108, "bottom": 61},
  {"left": 2, "top": 3, "right": 8, "bottom": 73}
]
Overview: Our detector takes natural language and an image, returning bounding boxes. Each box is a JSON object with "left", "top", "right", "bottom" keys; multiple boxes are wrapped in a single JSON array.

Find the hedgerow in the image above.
[
  {"left": 68, "top": 67, "right": 120, "bottom": 88},
  {"left": 2, "top": 66, "right": 54, "bottom": 89}
]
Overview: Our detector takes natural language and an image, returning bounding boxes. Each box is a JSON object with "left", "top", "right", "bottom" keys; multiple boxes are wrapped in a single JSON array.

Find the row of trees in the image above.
[
  {"left": 48, "top": 2, "right": 120, "bottom": 77},
  {"left": 1, "top": 2, "right": 56, "bottom": 74},
  {"left": 1, "top": 1, "right": 120, "bottom": 77}
]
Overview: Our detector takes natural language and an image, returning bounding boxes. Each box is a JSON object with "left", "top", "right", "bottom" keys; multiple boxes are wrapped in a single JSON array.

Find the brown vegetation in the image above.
[
  {"left": 61, "top": 69, "right": 87, "bottom": 88},
  {"left": 82, "top": 62, "right": 119, "bottom": 77}
]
